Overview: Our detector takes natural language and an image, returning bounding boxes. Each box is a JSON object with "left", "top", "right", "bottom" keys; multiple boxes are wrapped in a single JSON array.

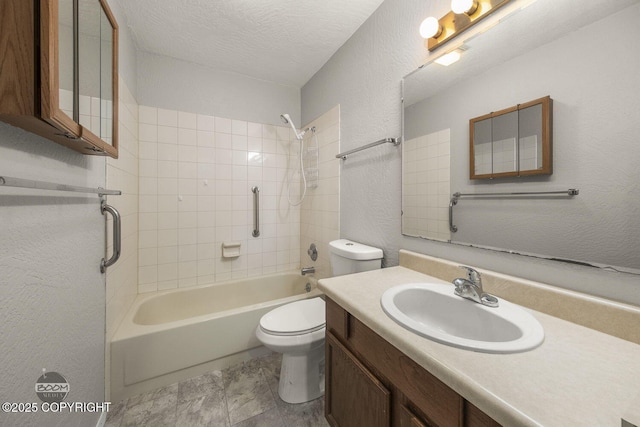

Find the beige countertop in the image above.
[{"left": 318, "top": 265, "right": 640, "bottom": 427}]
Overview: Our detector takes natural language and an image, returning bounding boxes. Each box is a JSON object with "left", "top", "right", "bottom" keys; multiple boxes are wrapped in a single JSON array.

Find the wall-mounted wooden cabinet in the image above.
[
  {"left": 470, "top": 96, "right": 551, "bottom": 180},
  {"left": 325, "top": 298, "right": 501, "bottom": 427},
  {"left": 0, "top": 0, "right": 118, "bottom": 158}
]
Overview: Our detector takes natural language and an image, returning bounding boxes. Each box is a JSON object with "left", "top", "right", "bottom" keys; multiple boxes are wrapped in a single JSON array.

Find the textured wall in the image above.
[
  {"left": 0, "top": 125, "right": 106, "bottom": 426},
  {"left": 137, "top": 51, "right": 301, "bottom": 128},
  {"left": 302, "top": 0, "right": 640, "bottom": 305}
]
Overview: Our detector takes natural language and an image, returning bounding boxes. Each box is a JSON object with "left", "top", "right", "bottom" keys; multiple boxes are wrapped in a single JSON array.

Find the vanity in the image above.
[{"left": 319, "top": 250, "right": 640, "bottom": 427}]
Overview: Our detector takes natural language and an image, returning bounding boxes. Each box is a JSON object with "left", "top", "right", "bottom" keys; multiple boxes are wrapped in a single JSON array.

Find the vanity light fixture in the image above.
[{"left": 421, "top": 0, "right": 513, "bottom": 52}]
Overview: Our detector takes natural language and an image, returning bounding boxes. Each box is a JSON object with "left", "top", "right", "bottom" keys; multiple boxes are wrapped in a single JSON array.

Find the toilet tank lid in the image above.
[{"left": 329, "top": 239, "right": 383, "bottom": 261}]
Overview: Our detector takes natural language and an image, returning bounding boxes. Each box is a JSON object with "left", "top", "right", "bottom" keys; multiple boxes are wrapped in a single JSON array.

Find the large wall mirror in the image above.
[{"left": 402, "top": 0, "right": 640, "bottom": 274}]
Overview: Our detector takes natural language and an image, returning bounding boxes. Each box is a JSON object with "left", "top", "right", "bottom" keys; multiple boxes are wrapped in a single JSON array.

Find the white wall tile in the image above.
[{"left": 137, "top": 105, "right": 302, "bottom": 289}]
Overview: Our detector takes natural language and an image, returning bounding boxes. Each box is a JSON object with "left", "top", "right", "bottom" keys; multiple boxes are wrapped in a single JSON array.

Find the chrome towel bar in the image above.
[
  {"left": 449, "top": 189, "right": 579, "bottom": 233},
  {"left": 336, "top": 137, "right": 401, "bottom": 160},
  {"left": 0, "top": 175, "right": 121, "bottom": 196},
  {"left": 1, "top": 175, "right": 123, "bottom": 272}
]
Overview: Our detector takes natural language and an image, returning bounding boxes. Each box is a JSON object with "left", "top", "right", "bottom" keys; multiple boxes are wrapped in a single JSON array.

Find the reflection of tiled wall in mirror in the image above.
[
  {"left": 474, "top": 140, "right": 492, "bottom": 175},
  {"left": 492, "top": 137, "right": 517, "bottom": 174},
  {"left": 59, "top": 88, "right": 113, "bottom": 144},
  {"left": 519, "top": 135, "right": 539, "bottom": 170},
  {"left": 402, "top": 128, "right": 450, "bottom": 242}
]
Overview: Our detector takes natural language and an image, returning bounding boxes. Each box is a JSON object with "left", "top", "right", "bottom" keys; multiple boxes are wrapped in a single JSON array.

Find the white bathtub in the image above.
[{"left": 110, "top": 272, "right": 322, "bottom": 401}]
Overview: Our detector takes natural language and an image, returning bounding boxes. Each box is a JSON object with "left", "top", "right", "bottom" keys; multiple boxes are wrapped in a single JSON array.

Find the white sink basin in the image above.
[{"left": 381, "top": 282, "right": 544, "bottom": 353}]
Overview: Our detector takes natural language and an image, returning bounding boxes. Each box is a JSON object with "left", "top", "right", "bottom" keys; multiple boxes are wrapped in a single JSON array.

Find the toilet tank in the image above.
[{"left": 329, "top": 239, "right": 383, "bottom": 276}]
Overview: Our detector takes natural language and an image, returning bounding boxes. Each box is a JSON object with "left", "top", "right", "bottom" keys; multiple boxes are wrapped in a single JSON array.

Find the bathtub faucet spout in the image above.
[{"left": 301, "top": 267, "right": 315, "bottom": 276}]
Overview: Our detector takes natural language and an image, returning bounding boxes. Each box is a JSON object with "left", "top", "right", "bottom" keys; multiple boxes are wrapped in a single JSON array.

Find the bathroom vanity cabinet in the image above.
[
  {"left": 0, "top": 0, "right": 118, "bottom": 157},
  {"left": 325, "top": 298, "right": 500, "bottom": 427}
]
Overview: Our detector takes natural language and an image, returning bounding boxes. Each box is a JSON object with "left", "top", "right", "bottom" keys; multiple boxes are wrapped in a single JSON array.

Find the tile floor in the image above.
[{"left": 105, "top": 352, "right": 329, "bottom": 427}]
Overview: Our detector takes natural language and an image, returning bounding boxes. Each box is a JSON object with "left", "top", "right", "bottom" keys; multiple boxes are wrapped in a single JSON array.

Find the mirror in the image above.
[
  {"left": 58, "top": 0, "right": 75, "bottom": 120},
  {"left": 470, "top": 96, "right": 551, "bottom": 179},
  {"left": 100, "top": 3, "right": 114, "bottom": 145},
  {"left": 78, "top": 0, "right": 101, "bottom": 136},
  {"left": 402, "top": 0, "right": 640, "bottom": 273}
]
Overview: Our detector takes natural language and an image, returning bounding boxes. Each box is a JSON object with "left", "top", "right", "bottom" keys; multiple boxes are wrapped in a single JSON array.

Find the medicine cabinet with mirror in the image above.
[
  {"left": 0, "top": 0, "right": 118, "bottom": 158},
  {"left": 402, "top": 0, "right": 640, "bottom": 274},
  {"left": 470, "top": 95, "right": 551, "bottom": 179}
]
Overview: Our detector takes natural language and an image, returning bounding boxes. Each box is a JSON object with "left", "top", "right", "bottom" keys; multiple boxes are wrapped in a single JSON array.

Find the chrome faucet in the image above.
[
  {"left": 301, "top": 266, "right": 315, "bottom": 276},
  {"left": 452, "top": 266, "right": 499, "bottom": 307}
]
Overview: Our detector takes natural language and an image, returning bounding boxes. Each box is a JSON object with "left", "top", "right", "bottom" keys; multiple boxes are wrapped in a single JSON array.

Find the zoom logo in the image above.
[{"left": 35, "top": 371, "right": 69, "bottom": 403}]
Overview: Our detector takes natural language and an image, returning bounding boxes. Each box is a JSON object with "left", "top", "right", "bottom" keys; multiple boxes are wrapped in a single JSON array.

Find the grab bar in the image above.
[
  {"left": 252, "top": 186, "right": 260, "bottom": 237},
  {"left": 449, "top": 189, "right": 579, "bottom": 233},
  {"left": 101, "top": 201, "right": 121, "bottom": 273},
  {"left": 336, "top": 137, "right": 401, "bottom": 160},
  {"left": 449, "top": 197, "right": 459, "bottom": 233}
]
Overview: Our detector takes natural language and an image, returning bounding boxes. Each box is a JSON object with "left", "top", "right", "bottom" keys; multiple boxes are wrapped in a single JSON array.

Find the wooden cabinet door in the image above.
[
  {"left": 399, "top": 405, "right": 431, "bottom": 427},
  {"left": 465, "top": 401, "right": 502, "bottom": 427},
  {"left": 326, "top": 331, "right": 391, "bottom": 427},
  {"left": 0, "top": 0, "right": 118, "bottom": 157}
]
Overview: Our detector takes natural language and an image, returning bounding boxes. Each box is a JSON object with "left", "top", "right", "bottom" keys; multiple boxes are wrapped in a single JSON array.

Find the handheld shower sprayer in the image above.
[
  {"left": 280, "top": 113, "right": 306, "bottom": 140},
  {"left": 280, "top": 113, "right": 317, "bottom": 206}
]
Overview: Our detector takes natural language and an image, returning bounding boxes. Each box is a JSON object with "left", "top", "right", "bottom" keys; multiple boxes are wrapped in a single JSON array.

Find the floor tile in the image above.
[
  {"left": 176, "top": 393, "right": 230, "bottom": 427},
  {"left": 108, "top": 352, "right": 328, "bottom": 427},
  {"left": 178, "top": 370, "right": 224, "bottom": 405},
  {"left": 224, "top": 358, "right": 277, "bottom": 425},
  {"left": 232, "top": 407, "right": 285, "bottom": 427}
]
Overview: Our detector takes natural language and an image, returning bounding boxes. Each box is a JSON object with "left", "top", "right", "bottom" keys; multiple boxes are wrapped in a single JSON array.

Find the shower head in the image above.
[{"left": 280, "top": 113, "right": 304, "bottom": 140}]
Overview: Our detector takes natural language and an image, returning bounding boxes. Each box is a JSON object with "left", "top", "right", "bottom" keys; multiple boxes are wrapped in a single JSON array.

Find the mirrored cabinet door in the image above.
[
  {"left": 471, "top": 117, "right": 492, "bottom": 177},
  {"left": 518, "top": 98, "right": 551, "bottom": 176},
  {"left": 77, "top": 0, "right": 118, "bottom": 157},
  {"left": 40, "top": 0, "right": 82, "bottom": 138},
  {"left": 99, "top": 2, "right": 116, "bottom": 146},
  {"left": 57, "top": 0, "right": 75, "bottom": 122},
  {"left": 491, "top": 109, "right": 518, "bottom": 176},
  {"left": 0, "top": 0, "right": 118, "bottom": 157}
]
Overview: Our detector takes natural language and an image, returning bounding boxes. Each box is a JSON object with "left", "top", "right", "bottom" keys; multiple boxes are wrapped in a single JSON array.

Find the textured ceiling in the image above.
[{"left": 113, "top": 0, "right": 386, "bottom": 88}]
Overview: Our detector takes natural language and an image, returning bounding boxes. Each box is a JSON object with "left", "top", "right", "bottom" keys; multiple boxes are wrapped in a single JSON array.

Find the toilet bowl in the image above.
[
  {"left": 255, "top": 239, "right": 383, "bottom": 404},
  {"left": 255, "top": 297, "right": 326, "bottom": 404}
]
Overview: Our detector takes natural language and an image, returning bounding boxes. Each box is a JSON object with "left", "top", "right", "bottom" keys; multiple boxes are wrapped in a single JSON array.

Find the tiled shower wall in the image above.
[
  {"left": 300, "top": 105, "right": 341, "bottom": 279},
  {"left": 402, "top": 128, "right": 450, "bottom": 242},
  {"left": 137, "top": 106, "right": 301, "bottom": 292}
]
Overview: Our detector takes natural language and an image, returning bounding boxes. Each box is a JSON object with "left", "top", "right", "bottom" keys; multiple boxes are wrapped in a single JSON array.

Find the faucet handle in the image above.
[{"left": 458, "top": 265, "right": 481, "bottom": 284}]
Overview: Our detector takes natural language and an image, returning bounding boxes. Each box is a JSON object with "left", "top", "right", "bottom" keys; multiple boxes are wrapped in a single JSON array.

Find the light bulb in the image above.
[
  {"left": 451, "top": 0, "right": 478, "bottom": 15},
  {"left": 419, "top": 17, "right": 441, "bottom": 39}
]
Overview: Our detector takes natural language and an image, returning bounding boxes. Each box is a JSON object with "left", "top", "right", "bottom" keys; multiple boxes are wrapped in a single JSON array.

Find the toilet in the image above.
[{"left": 255, "top": 239, "right": 383, "bottom": 403}]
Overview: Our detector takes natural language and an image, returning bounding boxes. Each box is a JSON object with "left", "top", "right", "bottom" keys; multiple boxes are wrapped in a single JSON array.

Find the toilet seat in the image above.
[{"left": 259, "top": 297, "right": 325, "bottom": 336}]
